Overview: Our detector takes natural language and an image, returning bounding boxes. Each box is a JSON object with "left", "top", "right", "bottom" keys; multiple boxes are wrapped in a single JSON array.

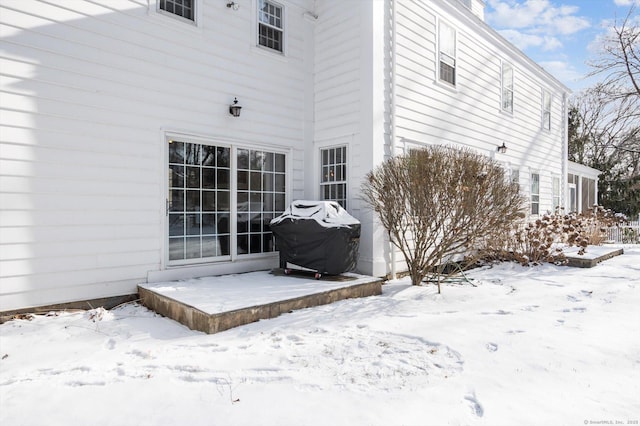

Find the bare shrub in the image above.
[
  {"left": 480, "top": 205, "right": 626, "bottom": 265},
  {"left": 361, "top": 145, "right": 526, "bottom": 292}
]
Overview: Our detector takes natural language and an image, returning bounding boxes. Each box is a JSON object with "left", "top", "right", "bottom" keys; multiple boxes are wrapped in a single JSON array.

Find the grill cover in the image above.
[{"left": 270, "top": 200, "right": 361, "bottom": 275}]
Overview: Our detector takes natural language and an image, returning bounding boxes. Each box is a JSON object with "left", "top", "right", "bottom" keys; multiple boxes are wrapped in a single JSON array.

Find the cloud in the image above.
[
  {"left": 486, "top": 0, "right": 591, "bottom": 38},
  {"left": 538, "top": 60, "right": 586, "bottom": 82},
  {"left": 613, "top": 0, "right": 640, "bottom": 6},
  {"left": 498, "top": 29, "right": 563, "bottom": 51}
]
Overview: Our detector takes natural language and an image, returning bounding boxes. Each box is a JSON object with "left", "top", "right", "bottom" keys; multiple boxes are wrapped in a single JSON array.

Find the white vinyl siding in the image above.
[
  {"left": 0, "top": 0, "right": 311, "bottom": 311},
  {"left": 391, "top": 0, "right": 566, "bottom": 225}
]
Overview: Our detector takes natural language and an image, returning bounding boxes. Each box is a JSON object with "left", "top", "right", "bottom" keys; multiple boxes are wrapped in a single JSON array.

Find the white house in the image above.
[{"left": 0, "top": 0, "right": 583, "bottom": 312}]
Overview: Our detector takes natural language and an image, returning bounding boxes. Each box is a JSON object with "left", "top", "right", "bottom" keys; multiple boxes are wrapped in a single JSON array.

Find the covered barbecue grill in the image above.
[{"left": 270, "top": 200, "right": 360, "bottom": 278}]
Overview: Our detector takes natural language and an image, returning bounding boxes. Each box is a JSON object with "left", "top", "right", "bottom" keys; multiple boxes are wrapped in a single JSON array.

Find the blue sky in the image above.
[{"left": 484, "top": 0, "right": 639, "bottom": 92}]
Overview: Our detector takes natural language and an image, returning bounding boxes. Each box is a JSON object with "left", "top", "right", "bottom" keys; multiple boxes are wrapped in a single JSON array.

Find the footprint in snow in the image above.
[
  {"left": 486, "top": 342, "right": 498, "bottom": 352},
  {"left": 464, "top": 393, "right": 484, "bottom": 417},
  {"left": 287, "top": 335, "right": 303, "bottom": 344}
]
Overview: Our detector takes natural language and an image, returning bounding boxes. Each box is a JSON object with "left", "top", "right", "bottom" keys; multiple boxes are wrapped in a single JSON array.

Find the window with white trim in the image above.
[
  {"left": 237, "top": 148, "right": 286, "bottom": 254},
  {"left": 552, "top": 176, "right": 561, "bottom": 212},
  {"left": 320, "top": 146, "right": 347, "bottom": 209},
  {"left": 438, "top": 20, "right": 456, "bottom": 86},
  {"left": 542, "top": 90, "right": 551, "bottom": 130},
  {"left": 168, "top": 140, "right": 285, "bottom": 263},
  {"left": 531, "top": 172, "right": 540, "bottom": 215},
  {"left": 159, "top": 0, "right": 194, "bottom": 21},
  {"left": 258, "top": 0, "right": 283, "bottom": 53},
  {"left": 502, "top": 62, "right": 513, "bottom": 113}
]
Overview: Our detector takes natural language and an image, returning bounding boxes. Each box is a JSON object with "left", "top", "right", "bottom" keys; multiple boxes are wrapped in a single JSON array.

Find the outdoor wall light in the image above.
[
  {"left": 229, "top": 98, "right": 242, "bottom": 117},
  {"left": 496, "top": 142, "right": 507, "bottom": 153},
  {"left": 226, "top": 1, "right": 239, "bottom": 10}
]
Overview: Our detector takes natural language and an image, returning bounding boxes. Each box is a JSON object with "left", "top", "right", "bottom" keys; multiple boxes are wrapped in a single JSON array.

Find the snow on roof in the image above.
[{"left": 270, "top": 200, "right": 360, "bottom": 228}]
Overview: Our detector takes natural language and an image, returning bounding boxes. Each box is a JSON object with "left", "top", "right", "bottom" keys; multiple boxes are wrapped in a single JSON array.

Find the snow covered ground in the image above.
[{"left": 1, "top": 246, "right": 639, "bottom": 426}]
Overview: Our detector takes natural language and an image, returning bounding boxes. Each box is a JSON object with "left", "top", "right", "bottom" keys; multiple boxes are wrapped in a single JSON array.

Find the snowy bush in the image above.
[{"left": 361, "top": 145, "right": 526, "bottom": 291}]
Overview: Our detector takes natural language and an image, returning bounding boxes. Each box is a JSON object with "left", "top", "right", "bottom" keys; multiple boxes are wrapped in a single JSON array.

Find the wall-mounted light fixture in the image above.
[
  {"left": 226, "top": 1, "right": 239, "bottom": 10},
  {"left": 229, "top": 97, "right": 242, "bottom": 117},
  {"left": 496, "top": 142, "right": 507, "bottom": 153}
]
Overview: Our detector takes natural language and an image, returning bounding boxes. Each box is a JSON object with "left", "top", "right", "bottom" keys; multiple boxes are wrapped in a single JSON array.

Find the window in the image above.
[
  {"left": 438, "top": 20, "right": 456, "bottom": 86},
  {"left": 552, "top": 176, "right": 561, "bottom": 212},
  {"left": 237, "top": 149, "right": 286, "bottom": 254},
  {"left": 568, "top": 173, "right": 578, "bottom": 212},
  {"left": 542, "top": 90, "right": 551, "bottom": 130},
  {"left": 258, "top": 0, "right": 283, "bottom": 52},
  {"left": 581, "top": 177, "right": 596, "bottom": 214},
  {"left": 530, "top": 172, "right": 540, "bottom": 215},
  {"left": 320, "top": 146, "right": 347, "bottom": 209},
  {"left": 502, "top": 62, "right": 513, "bottom": 113},
  {"left": 511, "top": 169, "right": 519, "bottom": 184},
  {"left": 511, "top": 168, "right": 520, "bottom": 192},
  {"left": 159, "top": 0, "right": 194, "bottom": 21},
  {"left": 168, "top": 140, "right": 285, "bottom": 263},
  {"left": 169, "top": 141, "right": 230, "bottom": 261}
]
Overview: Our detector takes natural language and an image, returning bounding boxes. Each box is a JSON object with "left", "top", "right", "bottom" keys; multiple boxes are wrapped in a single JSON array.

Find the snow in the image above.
[
  {"left": 270, "top": 200, "right": 360, "bottom": 228},
  {"left": 562, "top": 244, "right": 622, "bottom": 260},
  {"left": 1, "top": 246, "right": 639, "bottom": 426},
  {"left": 139, "top": 272, "right": 378, "bottom": 314}
]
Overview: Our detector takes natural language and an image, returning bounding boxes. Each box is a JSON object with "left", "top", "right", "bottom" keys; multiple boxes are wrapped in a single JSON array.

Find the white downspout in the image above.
[
  {"left": 390, "top": 0, "right": 398, "bottom": 280},
  {"left": 562, "top": 91, "right": 569, "bottom": 211}
]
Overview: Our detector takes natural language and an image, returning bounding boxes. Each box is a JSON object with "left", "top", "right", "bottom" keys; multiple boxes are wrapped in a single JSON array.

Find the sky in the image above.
[{"left": 483, "top": 0, "right": 640, "bottom": 92}]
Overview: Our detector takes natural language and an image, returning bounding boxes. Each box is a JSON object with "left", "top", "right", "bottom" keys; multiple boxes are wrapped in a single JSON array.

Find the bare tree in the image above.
[
  {"left": 361, "top": 146, "right": 526, "bottom": 292},
  {"left": 569, "top": 6, "right": 640, "bottom": 216},
  {"left": 588, "top": 6, "right": 640, "bottom": 100}
]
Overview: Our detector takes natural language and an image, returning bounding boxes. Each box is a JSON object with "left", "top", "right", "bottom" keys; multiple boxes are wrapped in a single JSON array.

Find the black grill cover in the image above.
[{"left": 270, "top": 200, "right": 361, "bottom": 275}]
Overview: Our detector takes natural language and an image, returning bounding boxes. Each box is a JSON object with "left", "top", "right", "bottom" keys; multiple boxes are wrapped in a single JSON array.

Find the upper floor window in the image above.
[
  {"left": 542, "top": 90, "right": 551, "bottom": 130},
  {"left": 502, "top": 62, "right": 513, "bottom": 113},
  {"left": 438, "top": 20, "right": 456, "bottom": 86},
  {"left": 258, "top": 0, "right": 284, "bottom": 53},
  {"left": 159, "top": 0, "right": 194, "bottom": 21}
]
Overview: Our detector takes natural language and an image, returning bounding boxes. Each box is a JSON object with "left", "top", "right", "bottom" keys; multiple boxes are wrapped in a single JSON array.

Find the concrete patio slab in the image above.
[
  {"left": 564, "top": 246, "right": 624, "bottom": 268},
  {"left": 138, "top": 269, "right": 383, "bottom": 334}
]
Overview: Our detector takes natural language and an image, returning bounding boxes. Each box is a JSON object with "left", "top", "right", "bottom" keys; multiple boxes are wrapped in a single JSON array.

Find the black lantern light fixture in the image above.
[
  {"left": 226, "top": 1, "right": 239, "bottom": 10},
  {"left": 496, "top": 141, "right": 507, "bottom": 153},
  {"left": 229, "top": 97, "right": 242, "bottom": 117}
]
